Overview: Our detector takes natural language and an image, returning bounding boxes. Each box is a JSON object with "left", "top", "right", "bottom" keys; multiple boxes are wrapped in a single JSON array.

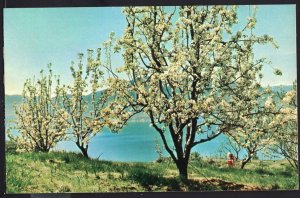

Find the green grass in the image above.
[
  {"left": 6, "top": 151, "right": 298, "bottom": 193},
  {"left": 188, "top": 155, "right": 298, "bottom": 190}
]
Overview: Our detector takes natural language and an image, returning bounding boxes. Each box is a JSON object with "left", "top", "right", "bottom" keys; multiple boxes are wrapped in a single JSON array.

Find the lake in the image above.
[
  {"left": 55, "top": 122, "right": 232, "bottom": 162},
  {"left": 7, "top": 119, "right": 275, "bottom": 162}
]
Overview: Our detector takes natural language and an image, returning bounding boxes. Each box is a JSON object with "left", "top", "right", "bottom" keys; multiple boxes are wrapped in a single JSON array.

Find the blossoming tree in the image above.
[
  {"left": 103, "top": 6, "right": 278, "bottom": 180},
  {"left": 219, "top": 137, "right": 243, "bottom": 161},
  {"left": 8, "top": 65, "right": 69, "bottom": 152},
  {"left": 225, "top": 89, "right": 280, "bottom": 169},
  {"left": 271, "top": 83, "right": 298, "bottom": 169},
  {"left": 60, "top": 49, "right": 107, "bottom": 158},
  {"left": 226, "top": 84, "right": 297, "bottom": 169}
]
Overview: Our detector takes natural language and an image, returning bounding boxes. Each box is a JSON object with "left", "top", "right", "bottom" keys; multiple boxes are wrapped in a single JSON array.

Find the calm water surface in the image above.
[{"left": 55, "top": 122, "right": 229, "bottom": 162}]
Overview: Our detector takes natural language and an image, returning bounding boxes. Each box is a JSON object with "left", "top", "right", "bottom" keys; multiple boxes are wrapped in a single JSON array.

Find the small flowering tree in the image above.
[
  {"left": 60, "top": 49, "right": 107, "bottom": 158},
  {"left": 226, "top": 92, "right": 279, "bottom": 169},
  {"left": 8, "top": 65, "right": 69, "bottom": 152},
  {"left": 270, "top": 83, "right": 298, "bottom": 169},
  {"left": 220, "top": 137, "right": 243, "bottom": 161},
  {"left": 226, "top": 85, "right": 297, "bottom": 169},
  {"left": 103, "top": 6, "right": 278, "bottom": 180}
]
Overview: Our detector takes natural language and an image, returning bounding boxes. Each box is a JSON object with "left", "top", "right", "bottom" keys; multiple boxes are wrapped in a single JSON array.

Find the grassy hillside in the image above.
[{"left": 6, "top": 151, "right": 298, "bottom": 193}]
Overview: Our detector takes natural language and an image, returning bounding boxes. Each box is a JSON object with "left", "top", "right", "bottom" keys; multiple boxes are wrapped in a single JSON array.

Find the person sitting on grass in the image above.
[{"left": 227, "top": 152, "right": 236, "bottom": 167}]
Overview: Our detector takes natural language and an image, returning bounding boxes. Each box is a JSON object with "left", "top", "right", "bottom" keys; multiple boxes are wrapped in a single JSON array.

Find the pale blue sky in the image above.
[{"left": 4, "top": 5, "right": 296, "bottom": 95}]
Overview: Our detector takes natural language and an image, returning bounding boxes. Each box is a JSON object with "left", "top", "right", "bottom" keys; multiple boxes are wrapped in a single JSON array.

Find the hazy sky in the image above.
[{"left": 4, "top": 5, "right": 296, "bottom": 95}]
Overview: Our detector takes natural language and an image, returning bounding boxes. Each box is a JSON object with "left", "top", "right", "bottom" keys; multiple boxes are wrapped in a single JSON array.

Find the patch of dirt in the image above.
[
  {"left": 192, "top": 177, "right": 261, "bottom": 191},
  {"left": 141, "top": 176, "right": 261, "bottom": 192}
]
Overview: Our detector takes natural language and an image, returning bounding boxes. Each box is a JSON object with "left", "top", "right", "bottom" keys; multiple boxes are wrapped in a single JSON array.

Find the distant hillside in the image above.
[
  {"left": 269, "top": 85, "right": 294, "bottom": 93},
  {"left": 4, "top": 92, "right": 150, "bottom": 123},
  {"left": 5, "top": 95, "right": 22, "bottom": 119},
  {"left": 5, "top": 85, "right": 293, "bottom": 122}
]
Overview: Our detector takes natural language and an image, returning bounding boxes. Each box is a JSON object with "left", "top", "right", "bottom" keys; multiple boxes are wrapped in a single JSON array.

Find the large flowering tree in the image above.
[
  {"left": 103, "top": 6, "right": 278, "bottom": 180},
  {"left": 60, "top": 49, "right": 108, "bottom": 158},
  {"left": 8, "top": 65, "right": 69, "bottom": 152}
]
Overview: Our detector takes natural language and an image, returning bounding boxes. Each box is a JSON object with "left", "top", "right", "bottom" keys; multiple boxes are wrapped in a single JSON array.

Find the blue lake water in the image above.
[
  {"left": 7, "top": 117, "right": 273, "bottom": 162},
  {"left": 54, "top": 122, "right": 232, "bottom": 162}
]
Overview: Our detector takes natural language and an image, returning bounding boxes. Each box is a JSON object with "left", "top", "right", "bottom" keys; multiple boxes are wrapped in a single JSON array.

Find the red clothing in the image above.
[
  {"left": 227, "top": 159, "right": 234, "bottom": 167},
  {"left": 227, "top": 154, "right": 235, "bottom": 167}
]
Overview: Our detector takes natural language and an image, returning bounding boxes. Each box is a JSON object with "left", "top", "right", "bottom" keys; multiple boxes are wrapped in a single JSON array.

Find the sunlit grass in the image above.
[
  {"left": 188, "top": 155, "right": 298, "bottom": 190},
  {"left": 6, "top": 151, "right": 298, "bottom": 193}
]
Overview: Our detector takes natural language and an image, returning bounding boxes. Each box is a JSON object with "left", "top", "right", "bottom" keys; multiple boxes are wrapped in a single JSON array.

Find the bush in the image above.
[
  {"left": 190, "top": 152, "right": 201, "bottom": 160},
  {"left": 6, "top": 141, "right": 17, "bottom": 154}
]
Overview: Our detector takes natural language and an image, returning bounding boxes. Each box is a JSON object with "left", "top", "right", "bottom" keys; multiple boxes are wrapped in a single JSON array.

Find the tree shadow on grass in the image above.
[
  {"left": 195, "top": 178, "right": 261, "bottom": 191},
  {"left": 127, "top": 166, "right": 242, "bottom": 191},
  {"left": 126, "top": 165, "right": 259, "bottom": 191}
]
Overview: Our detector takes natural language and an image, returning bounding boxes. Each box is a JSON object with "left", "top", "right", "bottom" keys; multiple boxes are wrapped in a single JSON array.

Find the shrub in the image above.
[{"left": 6, "top": 141, "right": 18, "bottom": 154}]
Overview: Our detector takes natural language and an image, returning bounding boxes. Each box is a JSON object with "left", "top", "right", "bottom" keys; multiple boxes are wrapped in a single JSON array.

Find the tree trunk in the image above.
[
  {"left": 176, "top": 159, "right": 188, "bottom": 182},
  {"left": 241, "top": 155, "right": 252, "bottom": 169},
  {"left": 76, "top": 142, "right": 89, "bottom": 158},
  {"left": 35, "top": 145, "right": 50, "bottom": 152}
]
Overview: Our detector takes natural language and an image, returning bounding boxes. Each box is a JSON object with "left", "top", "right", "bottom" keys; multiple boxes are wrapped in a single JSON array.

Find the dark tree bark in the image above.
[
  {"left": 176, "top": 157, "right": 189, "bottom": 182},
  {"left": 240, "top": 155, "right": 252, "bottom": 169},
  {"left": 240, "top": 148, "right": 255, "bottom": 169},
  {"left": 76, "top": 142, "right": 89, "bottom": 158},
  {"left": 35, "top": 146, "right": 50, "bottom": 152}
]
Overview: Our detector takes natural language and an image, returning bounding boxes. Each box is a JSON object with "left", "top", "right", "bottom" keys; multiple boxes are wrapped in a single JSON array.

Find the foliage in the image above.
[
  {"left": 7, "top": 65, "right": 69, "bottom": 152},
  {"left": 102, "top": 5, "right": 278, "bottom": 179},
  {"left": 6, "top": 140, "right": 18, "bottom": 154}
]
